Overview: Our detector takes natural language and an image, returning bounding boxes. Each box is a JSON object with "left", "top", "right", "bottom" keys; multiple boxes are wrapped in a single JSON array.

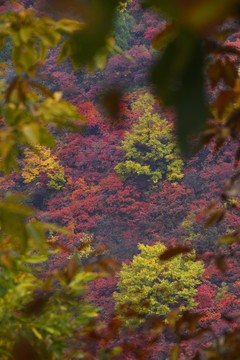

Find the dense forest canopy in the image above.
[{"left": 0, "top": 0, "right": 240, "bottom": 359}]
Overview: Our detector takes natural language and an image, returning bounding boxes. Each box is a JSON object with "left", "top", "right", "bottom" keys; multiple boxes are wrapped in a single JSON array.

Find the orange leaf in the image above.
[
  {"left": 159, "top": 246, "right": 192, "bottom": 261},
  {"left": 204, "top": 209, "right": 225, "bottom": 229},
  {"left": 215, "top": 255, "right": 228, "bottom": 273}
]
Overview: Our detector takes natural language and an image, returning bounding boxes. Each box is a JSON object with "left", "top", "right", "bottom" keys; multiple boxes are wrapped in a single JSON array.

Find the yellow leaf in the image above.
[{"left": 31, "top": 327, "right": 43, "bottom": 340}]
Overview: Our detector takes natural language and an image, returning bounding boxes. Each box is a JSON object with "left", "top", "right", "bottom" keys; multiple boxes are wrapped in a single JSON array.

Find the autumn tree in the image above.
[
  {"left": 22, "top": 145, "right": 65, "bottom": 190},
  {"left": 115, "top": 94, "right": 184, "bottom": 185},
  {"left": 114, "top": 242, "right": 204, "bottom": 327}
]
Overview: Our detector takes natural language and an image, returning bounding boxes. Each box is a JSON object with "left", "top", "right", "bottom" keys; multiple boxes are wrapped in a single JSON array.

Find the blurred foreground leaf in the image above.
[{"left": 151, "top": 30, "right": 207, "bottom": 153}]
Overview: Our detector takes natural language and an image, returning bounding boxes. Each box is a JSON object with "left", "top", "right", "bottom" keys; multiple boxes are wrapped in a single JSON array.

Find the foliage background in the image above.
[{"left": 0, "top": 0, "right": 240, "bottom": 359}]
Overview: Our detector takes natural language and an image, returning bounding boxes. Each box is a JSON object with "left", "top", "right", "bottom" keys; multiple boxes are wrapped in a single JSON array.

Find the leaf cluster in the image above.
[{"left": 0, "top": 248, "right": 99, "bottom": 359}]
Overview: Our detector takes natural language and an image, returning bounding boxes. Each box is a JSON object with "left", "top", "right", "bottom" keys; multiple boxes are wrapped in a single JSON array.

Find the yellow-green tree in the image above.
[
  {"left": 115, "top": 94, "right": 184, "bottom": 185},
  {"left": 114, "top": 242, "right": 204, "bottom": 327},
  {"left": 22, "top": 145, "right": 65, "bottom": 190}
]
